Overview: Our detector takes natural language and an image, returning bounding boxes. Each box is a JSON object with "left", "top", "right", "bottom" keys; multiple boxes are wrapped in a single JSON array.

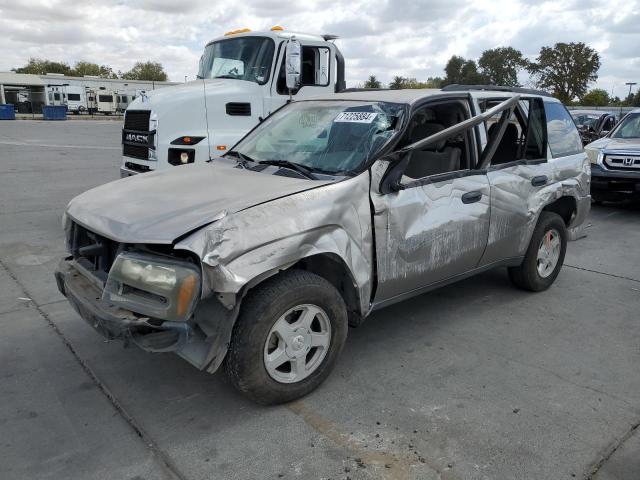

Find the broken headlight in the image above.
[
  {"left": 103, "top": 252, "right": 200, "bottom": 322},
  {"left": 584, "top": 147, "right": 600, "bottom": 165}
]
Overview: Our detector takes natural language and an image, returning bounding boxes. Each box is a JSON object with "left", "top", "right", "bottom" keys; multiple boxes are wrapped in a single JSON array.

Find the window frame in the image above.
[{"left": 379, "top": 95, "right": 521, "bottom": 194}]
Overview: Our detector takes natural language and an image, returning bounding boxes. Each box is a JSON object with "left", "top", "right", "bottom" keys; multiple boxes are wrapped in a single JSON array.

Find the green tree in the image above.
[
  {"left": 363, "top": 75, "right": 382, "bottom": 89},
  {"left": 424, "top": 76, "right": 444, "bottom": 88},
  {"left": 443, "top": 56, "right": 485, "bottom": 85},
  {"left": 388, "top": 75, "right": 407, "bottom": 89},
  {"left": 71, "top": 61, "right": 118, "bottom": 79},
  {"left": 478, "top": 47, "right": 526, "bottom": 87},
  {"left": 580, "top": 88, "right": 610, "bottom": 106},
  {"left": 632, "top": 90, "right": 640, "bottom": 108},
  {"left": 527, "top": 42, "right": 600, "bottom": 104},
  {"left": 122, "top": 61, "right": 168, "bottom": 81},
  {"left": 14, "top": 58, "right": 71, "bottom": 75}
]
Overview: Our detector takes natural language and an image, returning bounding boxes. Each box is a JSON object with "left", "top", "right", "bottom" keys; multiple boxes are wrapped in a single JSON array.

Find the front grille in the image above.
[
  {"left": 123, "top": 144, "right": 149, "bottom": 160},
  {"left": 69, "top": 222, "right": 122, "bottom": 284},
  {"left": 604, "top": 154, "right": 640, "bottom": 171},
  {"left": 124, "top": 110, "right": 151, "bottom": 131},
  {"left": 226, "top": 102, "right": 251, "bottom": 116},
  {"left": 125, "top": 161, "right": 151, "bottom": 173}
]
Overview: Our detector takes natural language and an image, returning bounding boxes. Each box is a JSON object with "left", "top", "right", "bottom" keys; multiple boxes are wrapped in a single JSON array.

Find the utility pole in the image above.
[{"left": 625, "top": 82, "right": 637, "bottom": 104}]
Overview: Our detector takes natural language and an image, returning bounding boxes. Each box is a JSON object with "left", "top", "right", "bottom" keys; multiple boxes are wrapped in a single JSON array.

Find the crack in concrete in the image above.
[
  {"left": 586, "top": 422, "right": 640, "bottom": 479},
  {"left": 564, "top": 264, "right": 640, "bottom": 283},
  {"left": 0, "top": 259, "right": 187, "bottom": 480}
]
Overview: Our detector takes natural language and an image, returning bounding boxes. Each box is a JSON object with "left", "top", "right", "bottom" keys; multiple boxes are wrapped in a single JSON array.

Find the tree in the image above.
[
  {"left": 122, "top": 61, "right": 168, "bottom": 81},
  {"left": 388, "top": 75, "right": 407, "bottom": 89},
  {"left": 580, "top": 89, "right": 610, "bottom": 106},
  {"left": 363, "top": 75, "right": 382, "bottom": 89},
  {"left": 527, "top": 42, "right": 600, "bottom": 104},
  {"left": 443, "top": 56, "right": 485, "bottom": 85},
  {"left": 14, "top": 58, "right": 71, "bottom": 75},
  {"left": 478, "top": 47, "right": 526, "bottom": 87},
  {"left": 71, "top": 61, "right": 118, "bottom": 79}
]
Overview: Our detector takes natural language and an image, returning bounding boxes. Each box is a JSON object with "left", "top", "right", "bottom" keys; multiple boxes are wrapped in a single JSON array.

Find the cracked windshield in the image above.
[{"left": 233, "top": 100, "right": 403, "bottom": 175}]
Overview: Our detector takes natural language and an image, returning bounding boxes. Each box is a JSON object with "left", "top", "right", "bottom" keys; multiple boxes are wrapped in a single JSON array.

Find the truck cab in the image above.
[{"left": 120, "top": 28, "right": 346, "bottom": 177}]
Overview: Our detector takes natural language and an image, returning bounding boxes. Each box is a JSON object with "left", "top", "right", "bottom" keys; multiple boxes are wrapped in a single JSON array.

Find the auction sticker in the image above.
[{"left": 334, "top": 112, "right": 378, "bottom": 123}]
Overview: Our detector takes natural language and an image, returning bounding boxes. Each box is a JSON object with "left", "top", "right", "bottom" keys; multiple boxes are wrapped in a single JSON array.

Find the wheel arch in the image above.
[{"left": 541, "top": 195, "right": 577, "bottom": 226}]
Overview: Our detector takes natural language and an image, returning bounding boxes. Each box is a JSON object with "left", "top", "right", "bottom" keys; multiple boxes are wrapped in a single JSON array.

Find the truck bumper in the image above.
[
  {"left": 54, "top": 258, "right": 191, "bottom": 350},
  {"left": 591, "top": 164, "right": 640, "bottom": 195}
]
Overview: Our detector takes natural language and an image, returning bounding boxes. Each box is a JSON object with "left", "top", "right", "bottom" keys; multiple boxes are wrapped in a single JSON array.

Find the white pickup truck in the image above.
[{"left": 120, "top": 27, "right": 346, "bottom": 177}]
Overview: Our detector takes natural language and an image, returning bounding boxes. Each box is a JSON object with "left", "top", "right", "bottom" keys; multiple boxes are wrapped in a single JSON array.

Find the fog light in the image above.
[{"left": 180, "top": 152, "right": 189, "bottom": 164}]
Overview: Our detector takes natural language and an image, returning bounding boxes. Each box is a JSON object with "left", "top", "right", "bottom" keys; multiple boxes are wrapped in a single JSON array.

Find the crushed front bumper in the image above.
[{"left": 54, "top": 258, "right": 191, "bottom": 350}]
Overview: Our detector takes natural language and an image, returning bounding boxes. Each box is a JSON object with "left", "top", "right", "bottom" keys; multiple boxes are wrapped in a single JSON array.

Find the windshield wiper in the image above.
[
  {"left": 214, "top": 75, "right": 239, "bottom": 80},
  {"left": 224, "top": 150, "right": 256, "bottom": 168},
  {"left": 258, "top": 160, "right": 317, "bottom": 180}
]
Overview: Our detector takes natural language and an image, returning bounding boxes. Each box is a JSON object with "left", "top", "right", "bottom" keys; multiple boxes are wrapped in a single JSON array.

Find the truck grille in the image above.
[
  {"left": 604, "top": 154, "right": 640, "bottom": 171},
  {"left": 123, "top": 144, "right": 149, "bottom": 160},
  {"left": 124, "top": 110, "right": 151, "bottom": 131},
  {"left": 69, "top": 222, "right": 122, "bottom": 284},
  {"left": 123, "top": 110, "right": 151, "bottom": 160}
]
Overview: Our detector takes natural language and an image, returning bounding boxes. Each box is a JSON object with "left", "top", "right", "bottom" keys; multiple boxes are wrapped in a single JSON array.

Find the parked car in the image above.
[
  {"left": 571, "top": 109, "right": 617, "bottom": 145},
  {"left": 584, "top": 108, "right": 640, "bottom": 202},
  {"left": 55, "top": 86, "right": 590, "bottom": 404}
]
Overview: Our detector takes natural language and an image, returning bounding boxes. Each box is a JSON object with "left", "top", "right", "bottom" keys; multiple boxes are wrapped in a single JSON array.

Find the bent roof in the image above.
[{"left": 308, "top": 88, "right": 557, "bottom": 105}]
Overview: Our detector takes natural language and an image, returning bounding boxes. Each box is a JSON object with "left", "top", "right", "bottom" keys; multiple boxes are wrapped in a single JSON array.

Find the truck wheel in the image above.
[
  {"left": 225, "top": 270, "right": 348, "bottom": 405},
  {"left": 508, "top": 212, "right": 567, "bottom": 292}
]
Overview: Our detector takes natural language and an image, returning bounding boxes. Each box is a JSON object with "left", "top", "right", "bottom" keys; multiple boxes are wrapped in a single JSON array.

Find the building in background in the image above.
[{"left": 0, "top": 72, "right": 178, "bottom": 114}]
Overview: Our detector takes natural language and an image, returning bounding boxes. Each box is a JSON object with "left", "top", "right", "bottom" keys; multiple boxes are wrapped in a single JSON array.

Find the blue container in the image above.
[
  {"left": 0, "top": 104, "right": 15, "bottom": 120},
  {"left": 42, "top": 105, "right": 67, "bottom": 120}
]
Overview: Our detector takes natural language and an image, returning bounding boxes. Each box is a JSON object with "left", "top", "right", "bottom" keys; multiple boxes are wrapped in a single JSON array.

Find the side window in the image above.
[
  {"left": 400, "top": 100, "right": 473, "bottom": 182},
  {"left": 544, "top": 101, "right": 583, "bottom": 158},
  {"left": 603, "top": 116, "right": 615, "bottom": 132},
  {"left": 479, "top": 97, "right": 546, "bottom": 164},
  {"left": 277, "top": 46, "right": 331, "bottom": 94}
]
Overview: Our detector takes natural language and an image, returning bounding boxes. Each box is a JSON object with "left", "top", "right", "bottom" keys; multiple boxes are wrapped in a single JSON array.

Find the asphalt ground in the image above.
[{"left": 1, "top": 120, "right": 638, "bottom": 480}]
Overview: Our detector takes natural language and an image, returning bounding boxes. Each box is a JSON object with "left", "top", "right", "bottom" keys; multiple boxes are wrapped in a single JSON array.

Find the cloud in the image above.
[{"left": 0, "top": 0, "right": 638, "bottom": 95}]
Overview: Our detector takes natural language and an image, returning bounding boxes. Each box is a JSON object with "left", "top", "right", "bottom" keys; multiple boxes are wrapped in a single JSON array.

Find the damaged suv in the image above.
[{"left": 55, "top": 86, "right": 590, "bottom": 404}]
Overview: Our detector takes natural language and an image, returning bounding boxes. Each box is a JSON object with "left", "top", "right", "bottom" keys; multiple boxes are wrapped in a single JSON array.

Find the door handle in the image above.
[
  {"left": 461, "top": 191, "right": 482, "bottom": 204},
  {"left": 531, "top": 175, "right": 548, "bottom": 187}
]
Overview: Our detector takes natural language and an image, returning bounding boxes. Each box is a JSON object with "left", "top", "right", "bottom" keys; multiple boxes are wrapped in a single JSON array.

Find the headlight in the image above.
[
  {"left": 585, "top": 148, "right": 600, "bottom": 164},
  {"left": 103, "top": 252, "right": 200, "bottom": 321}
]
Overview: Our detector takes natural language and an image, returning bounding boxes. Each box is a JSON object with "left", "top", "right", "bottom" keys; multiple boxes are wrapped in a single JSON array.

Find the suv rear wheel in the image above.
[
  {"left": 508, "top": 212, "right": 567, "bottom": 291},
  {"left": 225, "top": 270, "right": 348, "bottom": 404}
]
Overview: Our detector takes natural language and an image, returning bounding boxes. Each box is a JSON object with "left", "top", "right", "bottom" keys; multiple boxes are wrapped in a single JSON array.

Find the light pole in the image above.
[
  {"left": 184, "top": 75, "right": 187, "bottom": 83},
  {"left": 625, "top": 82, "right": 637, "bottom": 103}
]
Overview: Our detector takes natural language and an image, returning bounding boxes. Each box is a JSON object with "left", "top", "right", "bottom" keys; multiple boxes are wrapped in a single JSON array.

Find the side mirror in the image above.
[
  {"left": 285, "top": 37, "right": 302, "bottom": 92},
  {"left": 379, "top": 155, "right": 409, "bottom": 194}
]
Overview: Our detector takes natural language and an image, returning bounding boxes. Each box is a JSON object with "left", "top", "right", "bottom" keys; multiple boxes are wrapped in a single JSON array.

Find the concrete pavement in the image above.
[{"left": 0, "top": 120, "right": 638, "bottom": 480}]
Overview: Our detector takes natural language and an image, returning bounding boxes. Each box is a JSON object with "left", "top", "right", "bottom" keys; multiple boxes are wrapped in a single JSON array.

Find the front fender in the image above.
[{"left": 175, "top": 173, "right": 375, "bottom": 315}]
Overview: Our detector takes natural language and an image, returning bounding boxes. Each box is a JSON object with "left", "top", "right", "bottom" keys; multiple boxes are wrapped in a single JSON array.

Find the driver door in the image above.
[{"left": 370, "top": 96, "right": 518, "bottom": 308}]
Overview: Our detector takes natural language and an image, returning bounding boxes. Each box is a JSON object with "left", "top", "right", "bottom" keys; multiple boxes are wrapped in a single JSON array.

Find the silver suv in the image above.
[{"left": 55, "top": 86, "right": 590, "bottom": 404}]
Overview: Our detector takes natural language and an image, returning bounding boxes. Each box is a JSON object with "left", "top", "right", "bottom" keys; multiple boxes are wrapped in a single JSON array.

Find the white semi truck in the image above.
[{"left": 120, "top": 27, "right": 346, "bottom": 176}]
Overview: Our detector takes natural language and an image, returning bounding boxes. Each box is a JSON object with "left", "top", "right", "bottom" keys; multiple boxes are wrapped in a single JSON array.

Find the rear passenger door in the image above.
[{"left": 479, "top": 96, "right": 553, "bottom": 266}]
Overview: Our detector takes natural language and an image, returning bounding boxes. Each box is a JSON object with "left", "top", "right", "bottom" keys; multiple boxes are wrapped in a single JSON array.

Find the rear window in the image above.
[
  {"left": 68, "top": 93, "right": 81, "bottom": 101},
  {"left": 99, "top": 95, "right": 113, "bottom": 102},
  {"left": 544, "top": 102, "right": 582, "bottom": 158}
]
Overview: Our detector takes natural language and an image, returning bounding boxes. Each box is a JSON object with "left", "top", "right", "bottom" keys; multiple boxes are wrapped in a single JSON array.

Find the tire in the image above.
[
  {"left": 225, "top": 270, "right": 348, "bottom": 405},
  {"left": 508, "top": 212, "right": 567, "bottom": 292}
]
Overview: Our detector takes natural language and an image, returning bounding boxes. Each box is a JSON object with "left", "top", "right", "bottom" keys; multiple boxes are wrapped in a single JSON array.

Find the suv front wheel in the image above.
[
  {"left": 508, "top": 211, "right": 567, "bottom": 291},
  {"left": 225, "top": 270, "right": 348, "bottom": 404}
]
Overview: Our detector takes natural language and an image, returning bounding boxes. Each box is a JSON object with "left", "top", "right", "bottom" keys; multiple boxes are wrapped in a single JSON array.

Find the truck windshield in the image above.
[
  {"left": 198, "top": 37, "right": 275, "bottom": 85},
  {"left": 232, "top": 100, "right": 404, "bottom": 175},
  {"left": 611, "top": 113, "right": 640, "bottom": 139}
]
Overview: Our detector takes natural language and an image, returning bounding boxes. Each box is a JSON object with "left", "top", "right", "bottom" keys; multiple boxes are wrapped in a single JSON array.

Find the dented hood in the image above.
[{"left": 67, "top": 161, "right": 331, "bottom": 244}]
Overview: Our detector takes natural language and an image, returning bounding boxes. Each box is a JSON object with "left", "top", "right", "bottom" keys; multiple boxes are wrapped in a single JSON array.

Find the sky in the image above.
[{"left": 0, "top": 0, "right": 638, "bottom": 98}]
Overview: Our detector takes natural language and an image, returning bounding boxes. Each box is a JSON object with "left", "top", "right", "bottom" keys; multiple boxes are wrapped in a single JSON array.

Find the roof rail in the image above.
[{"left": 441, "top": 84, "right": 553, "bottom": 97}]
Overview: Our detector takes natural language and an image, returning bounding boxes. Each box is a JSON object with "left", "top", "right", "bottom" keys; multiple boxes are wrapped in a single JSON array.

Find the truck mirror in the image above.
[{"left": 285, "top": 37, "right": 302, "bottom": 92}]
